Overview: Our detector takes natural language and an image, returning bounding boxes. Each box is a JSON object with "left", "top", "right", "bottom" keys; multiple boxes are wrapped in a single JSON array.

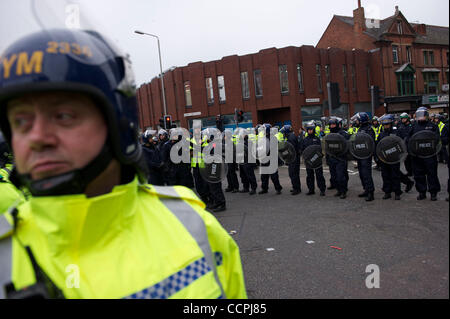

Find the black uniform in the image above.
[
  {"left": 407, "top": 120, "right": 441, "bottom": 198},
  {"left": 285, "top": 131, "right": 301, "bottom": 193},
  {"left": 161, "top": 139, "right": 194, "bottom": 188},
  {"left": 356, "top": 123, "right": 376, "bottom": 199},
  {"left": 376, "top": 127, "right": 402, "bottom": 197},
  {"left": 142, "top": 144, "right": 164, "bottom": 185},
  {"left": 327, "top": 127, "right": 350, "bottom": 197},
  {"left": 301, "top": 133, "right": 325, "bottom": 194},
  {"left": 259, "top": 135, "right": 282, "bottom": 194},
  {"left": 396, "top": 121, "right": 415, "bottom": 191},
  {"left": 239, "top": 136, "right": 258, "bottom": 193}
]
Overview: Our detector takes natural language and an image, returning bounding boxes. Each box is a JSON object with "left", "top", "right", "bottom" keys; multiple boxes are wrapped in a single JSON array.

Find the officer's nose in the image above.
[{"left": 28, "top": 114, "right": 58, "bottom": 151}]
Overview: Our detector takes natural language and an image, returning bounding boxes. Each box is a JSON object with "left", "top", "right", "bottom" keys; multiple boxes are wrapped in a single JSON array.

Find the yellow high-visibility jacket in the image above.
[{"left": 0, "top": 178, "right": 247, "bottom": 299}]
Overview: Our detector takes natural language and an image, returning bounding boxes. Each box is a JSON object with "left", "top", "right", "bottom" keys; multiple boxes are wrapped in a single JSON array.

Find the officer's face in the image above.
[{"left": 7, "top": 92, "right": 107, "bottom": 180}]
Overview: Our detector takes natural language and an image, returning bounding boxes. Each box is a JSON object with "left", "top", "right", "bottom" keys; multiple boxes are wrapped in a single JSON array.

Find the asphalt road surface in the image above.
[{"left": 212, "top": 161, "right": 449, "bottom": 299}]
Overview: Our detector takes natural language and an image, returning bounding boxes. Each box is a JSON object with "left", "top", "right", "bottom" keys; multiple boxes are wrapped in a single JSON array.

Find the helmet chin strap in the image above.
[{"left": 11, "top": 144, "right": 113, "bottom": 196}]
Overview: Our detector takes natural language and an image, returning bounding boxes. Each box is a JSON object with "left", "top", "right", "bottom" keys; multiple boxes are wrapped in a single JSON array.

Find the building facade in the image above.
[
  {"left": 137, "top": 45, "right": 383, "bottom": 133},
  {"left": 317, "top": 1, "right": 449, "bottom": 114}
]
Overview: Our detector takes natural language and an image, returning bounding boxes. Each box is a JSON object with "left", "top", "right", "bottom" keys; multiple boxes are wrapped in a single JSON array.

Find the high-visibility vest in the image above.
[
  {"left": 190, "top": 136, "right": 207, "bottom": 168},
  {"left": 0, "top": 179, "right": 247, "bottom": 299},
  {"left": 372, "top": 125, "right": 382, "bottom": 141},
  {"left": 324, "top": 125, "right": 330, "bottom": 136},
  {"left": 0, "top": 167, "right": 25, "bottom": 215},
  {"left": 438, "top": 122, "right": 445, "bottom": 136},
  {"left": 315, "top": 126, "right": 321, "bottom": 138}
]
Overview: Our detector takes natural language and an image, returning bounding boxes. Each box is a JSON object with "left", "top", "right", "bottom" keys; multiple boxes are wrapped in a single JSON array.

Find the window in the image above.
[
  {"left": 301, "top": 105, "right": 323, "bottom": 127},
  {"left": 351, "top": 64, "right": 356, "bottom": 91},
  {"left": 423, "top": 51, "right": 434, "bottom": 65},
  {"left": 217, "top": 75, "right": 226, "bottom": 103},
  {"left": 397, "top": 21, "right": 403, "bottom": 34},
  {"left": 406, "top": 46, "right": 412, "bottom": 63},
  {"left": 205, "top": 77, "right": 214, "bottom": 105},
  {"left": 254, "top": 69, "right": 263, "bottom": 97},
  {"left": 184, "top": 81, "right": 192, "bottom": 107},
  {"left": 342, "top": 64, "right": 348, "bottom": 91},
  {"left": 240, "top": 71, "right": 250, "bottom": 99},
  {"left": 423, "top": 72, "right": 439, "bottom": 94},
  {"left": 279, "top": 64, "right": 289, "bottom": 94},
  {"left": 396, "top": 73, "right": 415, "bottom": 96},
  {"left": 316, "top": 64, "right": 322, "bottom": 92},
  {"left": 392, "top": 45, "right": 399, "bottom": 64},
  {"left": 325, "top": 64, "right": 331, "bottom": 83},
  {"left": 297, "top": 64, "right": 304, "bottom": 92}
]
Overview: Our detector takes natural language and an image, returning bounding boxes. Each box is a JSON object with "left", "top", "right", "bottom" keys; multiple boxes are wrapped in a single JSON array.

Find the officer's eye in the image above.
[
  {"left": 11, "top": 116, "right": 32, "bottom": 131},
  {"left": 55, "top": 112, "right": 75, "bottom": 122}
]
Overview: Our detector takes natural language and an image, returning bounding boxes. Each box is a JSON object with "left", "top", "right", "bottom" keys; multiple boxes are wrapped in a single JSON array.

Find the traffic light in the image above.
[
  {"left": 371, "top": 85, "right": 384, "bottom": 111},
  {"left": 235, "top": 109, "right": 244, "bottom": 122},
  {"left": 164, "top": 115, "right": 172, "bottom": 130}
]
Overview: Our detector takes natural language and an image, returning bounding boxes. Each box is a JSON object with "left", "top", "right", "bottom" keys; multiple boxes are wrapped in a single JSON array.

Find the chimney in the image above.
[
  {"left": 413, "top": 23, "right": 427, "bottom": 35},
  {"left": 395, "top": 6, "right": 399, "bottom": 15},
  {"left": 353, "top": 1, "right": 366, "bottom": 33}
]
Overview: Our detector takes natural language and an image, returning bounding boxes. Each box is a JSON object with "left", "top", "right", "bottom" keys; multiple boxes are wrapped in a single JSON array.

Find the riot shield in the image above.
[
  {"left": 199, "top": 159, "right": 228, "bottom": 183},
  {"left": 302, "top": 145, "right": 323, "bottom": 169},
  {"left": 408, "top": 130, "right": 442, "bottom": 158},
  {"left": 376, "top": 135, "right": 407, "bottom": 164},
  {"left": 278, "top": 141, "right": 297, "bottom": 164},
  {"left": 348, "top": 132, "right": 375, "bottom": 160},
  {"left": 323, "top": 133, "right": 348, "bottom": 158}
]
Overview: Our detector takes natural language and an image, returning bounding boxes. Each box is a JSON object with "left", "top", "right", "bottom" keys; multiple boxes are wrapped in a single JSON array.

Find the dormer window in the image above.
[{"left": 397, "top": 21, "right": 403, "bottom": 34}]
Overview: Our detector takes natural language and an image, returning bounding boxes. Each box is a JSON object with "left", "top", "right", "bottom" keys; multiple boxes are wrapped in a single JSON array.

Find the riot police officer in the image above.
[
  {"left": 397, "top": 113, "right": 415, "bottom": 192},
  {"left": 258, "top": 124, "right": 282, "bottom": 195},
  {"left": 301, "top": 121, "right": 325, "bottom": 196},
  {"left": 352, "top": 112, "right": 376, "bottom": 201},
  {"left": 141, "top": 129, "right": 164, "bottom": 185},
  {"left": 434, "top": 114, "right": 449, "bottom": 164},
  {"left": 377, "top": 115, "right": 403, "bottom": 200},
  {"left": 326, "top": 117, "right": 350, "bottom": 199},
  {"left": 372, "top": 116, "right": 382, "bottom": 170},
  {"left": 279, "top": 125, "right": 301, "bottom": 195},
  {"left": 407, "top": 107, "right": 441, "bottom": 201}
]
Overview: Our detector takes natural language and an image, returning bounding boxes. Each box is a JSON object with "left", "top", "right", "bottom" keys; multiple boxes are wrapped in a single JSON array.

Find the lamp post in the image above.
[{"left": 134, "top": 30, "right": 167, "bottom": 117}]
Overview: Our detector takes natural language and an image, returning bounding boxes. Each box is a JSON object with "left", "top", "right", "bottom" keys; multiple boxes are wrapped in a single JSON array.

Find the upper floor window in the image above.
[
  {"left": 423, "top": 72, "right": 439, "bottom": 94},
  {"left": 342, "top": 64, "right": 348, "bottom": 91},
  {"left": 406, "top": 46, "right": 412, "bottom": 63},
  {"left": 423, "top": 51, "right": 434, "bottom": 65},
  {"left": 205, "top": 77, "right": 214, "bottom": 105},
  {"left": 240, "top": 71, "right": 250, "bottom": 100},
  {"left": 297, "top": 64, "right": 304, "bottom": 92},
  {"left": 392, "top": 45, "right": 399, "bottom": 64},
  {"left": 184, "top": 81, "right": 192, "bottom": 108},
  {"left": 316, "top": 64, "right": 322, "bottom": 92},
  {"left": 397, "top": 21, "right": 403, "bottom": 34},
  {"left": 217, "top": 75, "right": 226, "bottom": 103},
  {"left": 279, "top": 64, "right": 289, "bottom": 94},
  {"left": 254, "top": 69, "right": 263, "bottom": 97}
]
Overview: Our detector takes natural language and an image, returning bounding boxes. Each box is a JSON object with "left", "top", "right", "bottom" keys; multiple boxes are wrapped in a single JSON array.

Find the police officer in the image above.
[
  {"left": 372, "top": 116, "right": 382, "bottom": 170},
  {"left": 237, "top": 128, "right": 258, "bottom": 195},
  {"left": 141, "top": 129, "right": 164, "bottom": 185},
  {"left": 352, "top": 112, "right": 376, "bottom": 201},
  {"left": 408, "top": 107, "right": 441, "bottom": 201},
  {"left": 377, "top": 115, "right": 403, "bottom": 200},
  {"left": 258, "top": 124, "right": 282, "bottom": 195},
  {"left": 396, "top": 113, "right": 415, "bottom": 192},
  {"left": 326, "top": 117, "right": 350, "bottom": 199},
  {"left": 224, "top": 132, "right": 240, "bottom": 193},
  {"left": 0, "top": 28, "right": 246, "bottom": 299},
  {"left": 279, "top": 125, "right": 301, "bottom": 195},
  {"left": 434, "top": 114, "right": 449, "bottom": 164},
  {"left": 301, "top": 121, "right": 325, "bottom": 196}
]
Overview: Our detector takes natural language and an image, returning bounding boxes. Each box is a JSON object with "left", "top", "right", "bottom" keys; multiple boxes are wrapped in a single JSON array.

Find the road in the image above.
[{"left": 212, "top": 161, "right": 449, "bottom": 299}]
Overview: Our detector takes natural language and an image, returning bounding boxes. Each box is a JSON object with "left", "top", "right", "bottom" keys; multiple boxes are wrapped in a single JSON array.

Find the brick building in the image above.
[
  {"left": 317, "top": 0, "right": 449, "bottom": 114},
  {"left": 136, "top": 1, "right": 449, "bottom": 133},
  {"left": 137, "top": 45, "right": 383, "bottom": 133}
]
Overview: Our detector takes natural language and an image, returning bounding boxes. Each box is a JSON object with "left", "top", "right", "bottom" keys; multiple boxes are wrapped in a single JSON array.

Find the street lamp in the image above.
[{"left": 134, "top": 30, "right": 167, "bottom": 117}]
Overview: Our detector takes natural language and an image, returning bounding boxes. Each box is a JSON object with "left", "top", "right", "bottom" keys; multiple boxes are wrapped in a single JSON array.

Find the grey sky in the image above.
[{"left": 1, "top": 0, "right": 448, "bottom": 87}]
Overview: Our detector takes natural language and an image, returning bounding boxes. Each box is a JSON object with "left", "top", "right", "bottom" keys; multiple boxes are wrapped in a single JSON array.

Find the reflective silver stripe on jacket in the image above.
[
  {"left": 0, "top": 214, "right": 13, "bottom": 237},
  {"left": 153, "top": 185, "right": 226, "bottom": 298},
  {"left": 0, "top": 236, "right": 12, "bottom": 299}
]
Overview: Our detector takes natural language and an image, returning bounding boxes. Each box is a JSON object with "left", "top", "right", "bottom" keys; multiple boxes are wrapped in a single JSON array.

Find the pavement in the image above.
[{"left": 210, "top": 161, "right": 449, "bottom": 299}]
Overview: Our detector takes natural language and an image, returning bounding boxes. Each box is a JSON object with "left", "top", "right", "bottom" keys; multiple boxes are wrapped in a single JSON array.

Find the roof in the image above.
[{"left": 334, "top": 13, "right": 449, "bottom": 45}]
